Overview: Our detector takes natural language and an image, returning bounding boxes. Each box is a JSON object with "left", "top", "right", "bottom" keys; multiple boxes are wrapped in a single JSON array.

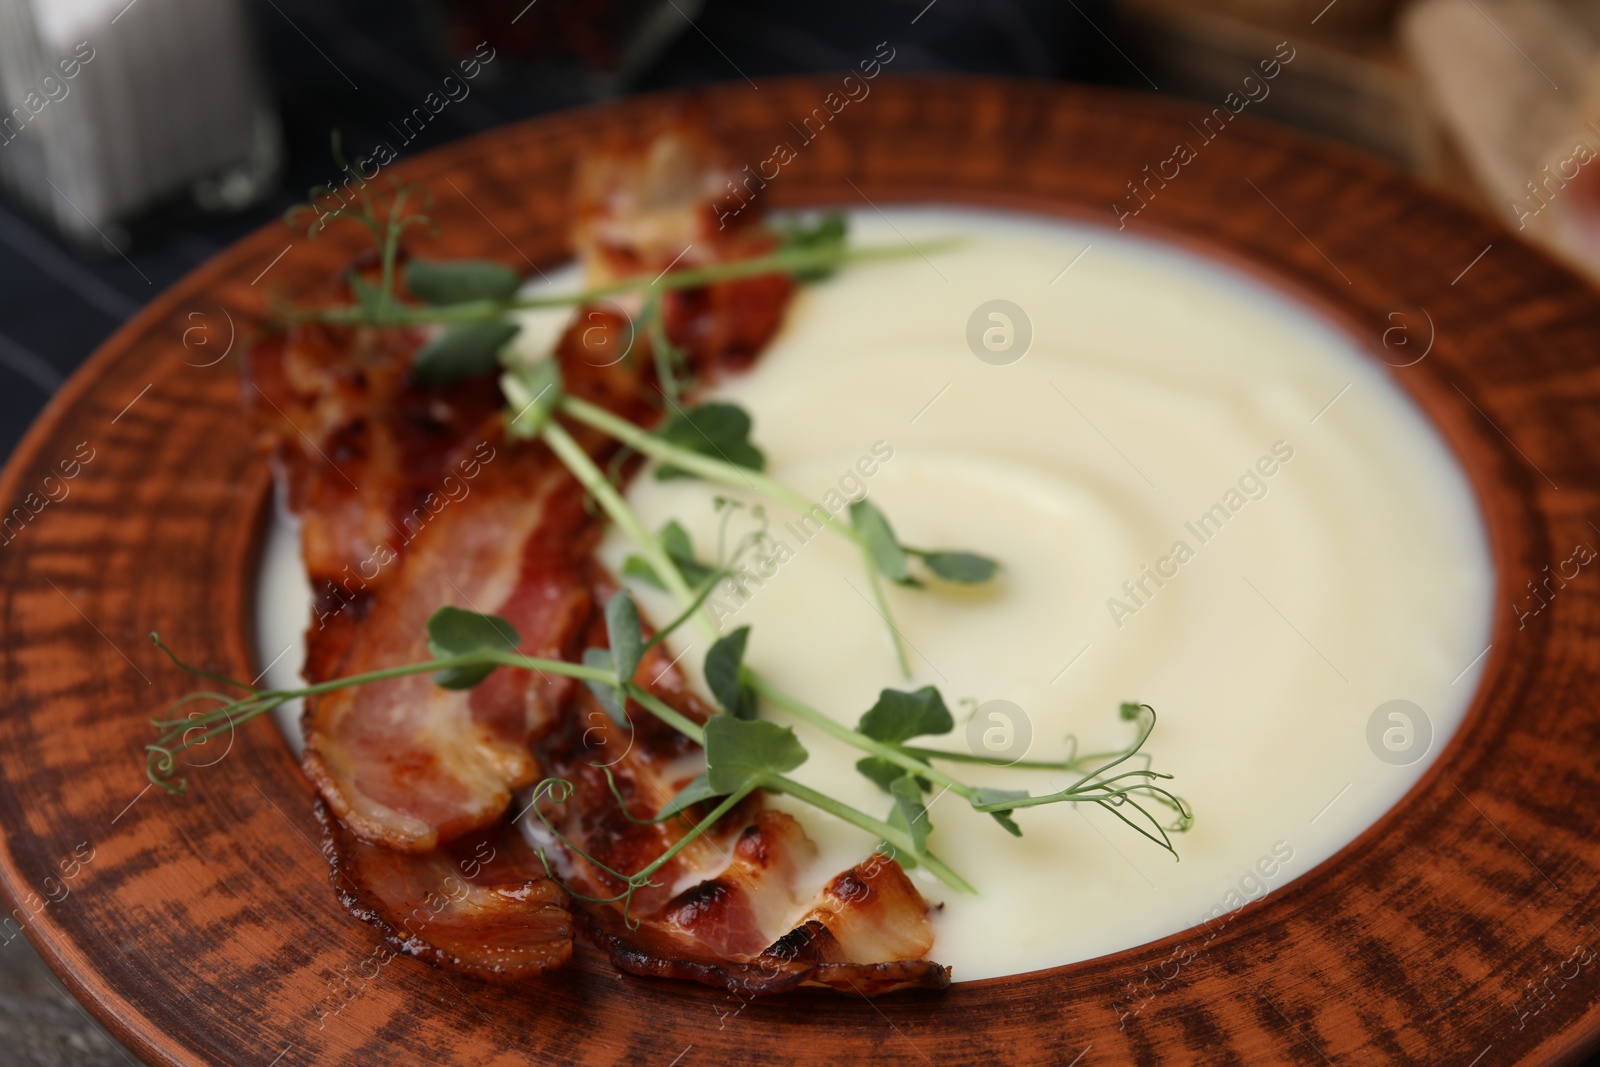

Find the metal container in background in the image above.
[{"left": 0, "top": 0, "right": 279, "bottom": 250}]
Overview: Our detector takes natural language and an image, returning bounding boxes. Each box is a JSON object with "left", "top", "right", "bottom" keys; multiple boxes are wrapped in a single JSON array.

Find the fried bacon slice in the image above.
[
  {"left": 656, "top": 811, "right": 817, "bottom": 959},
  {"left": 271, "top": 116, "right": 950, "bottom": 995},
  {"left": 509, "top": 585, "right": 949, "bottom": 995},
  {"left": 582, "top": 815, "right": 949, "bottom": 995},
  {"left": 300, "top": 451, "right": 577, "bottom": 852},
  {"left": 572, "top": 114, "right": 796, "bottom": 374},
  {"left": 320, "top": 803, "right": 573, "bottom": 981},
  {"left": 245, "top": 318, "right": 507, "bottom": 679}
]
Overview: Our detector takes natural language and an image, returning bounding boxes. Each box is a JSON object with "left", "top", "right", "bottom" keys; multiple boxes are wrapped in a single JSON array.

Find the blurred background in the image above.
[{"left": 0, "top": 0, "right": 1597, "bottom": 1061}]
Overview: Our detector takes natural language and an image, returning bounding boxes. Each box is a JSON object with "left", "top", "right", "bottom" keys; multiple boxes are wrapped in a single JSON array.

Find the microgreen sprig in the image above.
[
  {"left": 290, "top": 240, "right": 950, "bottom": 330},
  {"left": 555, "top": 392, "right": 1000, "bottom": 675},
  {"left": 524, "top": 399, "right": 1189, "bottom": 875},
  {"left": 278, "top": 175, "right": 995, "bottom": 671},
  {"left": 282, "top": 138, "right": 436, "bottom": 329},
  {"left": 143, "top": 623, "right": 618, "bottom": 795},
  {"left": 277, "top": 171, "right": 951, "bottom": 408},
  {"left": 149, "top": 176, "right": 1191, "bottom": 921}
]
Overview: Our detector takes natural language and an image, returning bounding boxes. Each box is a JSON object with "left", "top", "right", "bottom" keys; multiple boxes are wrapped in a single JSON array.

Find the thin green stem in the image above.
[
  {"left": 150, "top": 689, "right": 268, "bottom": 728},
  {"left": 854, "top": 536, "right": 912, "bottom": 676},
  {"left": 898, "top": 745, "right": 1150, "bottom": 773},
  {"left": 749, "top": 675, "right": 975, "bottom": 799},
  {"left": 561, "top": 395, "right": 911, "bottom": 674},
  {"left": 563, "top": 397, "right": 825, "bottom": 522},
  {"left": 640, "top": 572, "right": 722, "bottom": 655},
  {"left": 376, "top": 187, "right": 408, "bottom": 323},
  {"left": 524, "top": 781, "right": 642, "bottom": 887},
  {"left": 295, "top": 241, "right": 954, "bottom": 327},
  {"left": 965, "top": 776, "right": 1175, "bottom": 812},
  {"left": 150, "top": 634, "right": 259, "bottom": 694},
  {"left": 642, "top": 291, "right": 684, "bottom": 405},
  {"left": 632, "top": 785, "right": 754, "bottom": 880},
  {"left": 626, "top": 242, "right": 951, "bottom": 295},
  {"left": 282, "top": 651, "right": 610, "bottom": 703},
  {"left": 150, "top": 650, "right": 613, "bottom": 754},
  {"left": 164, "top": 717, "right": 257, "bottom": 751},
  {"left": 542, "top": 420, "right": 714, "bottom": 638},
  {"left": 764, "top": 773, "right": 973, "bottom": 894},
  {"left": 1062, "top": 706, "right": 1157, "bottom": 793},
  {"left": 623, "top": 687, "right": 705, "bottom": 745}
]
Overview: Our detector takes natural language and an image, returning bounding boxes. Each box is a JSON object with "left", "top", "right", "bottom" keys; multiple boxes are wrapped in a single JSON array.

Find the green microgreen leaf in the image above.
[
  {"left": 912, "top": 549, "right": 1000, "bottom": 584},
  {"left": 659, "top": 521, "right": 697, "bottom": 572},
  {"left": 405, "top": 259, "right": 521, "bottom": 305},
  {"left": 779, "top": 213, "right": 849, "bottom": 282},
  {"left": 660, "top": 520, "right": 710, "bottom": 580},
  {"left": 973, "top": 786, "right": 1028, "bottom": 837},
  {"left": 348, "top": 272, "right": 382, "bottom": 318},
  {"left": 849, "top": 502, "right": 998, "bottom": 589},
  {"left": 425, "top": 606, "right": 520, "bottom": 689},
  {"left": 604, "top": 590, "right": 644, "bottom": 686},
  {"left": 857, "top": 686, "right": 954, "bottom": 744},
  {"left": 621, "top": 555, "right": 667, "bottom": 591},
  {"left": 414, "top": 319, "right": 520, "bottom": 384},
  {"left": 704, "top": 626, "right": 757, "bottom": 720},
  {"left": 656, "top": 773, "right": 721, "bottom": 819},
  {"left": 501, "top": 358, "right": 564, "bottom": 438},
  {"left": 849, "top": 499, "right": 917, "bottom": 587},
  {"left": 703, "top": 715, "right": 807, "bottom": 794},
  {"left": 581, "top": 648, "right": 627, "bottom": 724},
  {"left": 990, "top": 810, "right": 1022, "bottom": 836},
  {"left": 654, "top": 403, "right": 765, "bottom": 481},
  {"left": 888, "top": 774, "right": 931, "bottom": 855},
  {"left": 855, "top": 756, "right": 932, "bottom": 794},
  {"left": 624, "top": 520, "right": 716, "bottom": 590}
]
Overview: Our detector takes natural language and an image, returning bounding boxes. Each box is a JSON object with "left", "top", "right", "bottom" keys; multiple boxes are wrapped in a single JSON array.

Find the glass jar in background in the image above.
[{"left": 0, "top": 0, "right": 280, "bottom": 251}]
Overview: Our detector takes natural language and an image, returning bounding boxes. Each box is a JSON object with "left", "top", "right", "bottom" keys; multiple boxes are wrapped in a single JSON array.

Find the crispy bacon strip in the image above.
[
  {"left": 584, "top": 814, "right": 949, "bottom": 994},
  {"left": 656, "top": 811, "right": 816, "bottom": 959},
  {"left": 265, "top": 116, "right": 950, "bottom": 995},
  {"left": 320, "top": 804, "right": 573, "bottom": 981},
  {"left": 526, "top": 583, "right": 755, "bottom": 919},
  {"left": 300, "top": 448, "right": 571, "bottom": 852},
  {"left": 573, "top": 116, "right": 748, "bottom": 283},
  {"left": 581, "top": 850, "right": 950, "bottom": 997},
  {"left": 572, "top": 116, "right": 796, "bottom": 374},
  {"left": 534, "top": 619, "right": 949, "bottom": 995},
  {"left": 579, "top": 911, "right": 948, "bottom": 998},
  {"left": 245, "top": 308, "right": 507, "bottom": 680},
  {"left": 797, "top": 851, "right": 943, "bottom": 966}
]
